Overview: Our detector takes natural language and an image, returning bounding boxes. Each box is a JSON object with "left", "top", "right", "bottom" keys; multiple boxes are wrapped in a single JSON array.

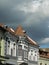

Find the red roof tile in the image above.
[
  {"left": 0, "top": 23, "right": 15, "bottom": 35},
  {"left": 40, "top": 55, "right": 49, "bottom": 59},
  {"left": 0, "top": 24, "right": 39, "bottom": 46},
  {"left": 15, "top": 25, "right": 38, "bottom": 46},
  {"left": 15, "top": 25, "right": 26, "bottom": 36}
]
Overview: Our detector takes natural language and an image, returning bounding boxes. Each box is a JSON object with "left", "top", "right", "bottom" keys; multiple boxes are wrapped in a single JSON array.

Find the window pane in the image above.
[
  {"left": 24, "top": 51, "right": 28, "bottom": 59},
  {"left": 18, "top": 45, "right": 22, "bottom": 49},
  {"left": 18, "top": 45, "right": 22, "bottom": 56}
]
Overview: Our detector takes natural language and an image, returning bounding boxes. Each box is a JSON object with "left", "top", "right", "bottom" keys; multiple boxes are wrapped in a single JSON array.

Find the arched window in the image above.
[{"left": 18, "top": 45, "right": 22, "bottom": 56}]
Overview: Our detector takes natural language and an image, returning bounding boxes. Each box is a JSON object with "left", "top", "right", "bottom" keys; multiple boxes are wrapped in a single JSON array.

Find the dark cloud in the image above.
[{"left": 0, "top": 0, "right": 49, "bottom": 48}]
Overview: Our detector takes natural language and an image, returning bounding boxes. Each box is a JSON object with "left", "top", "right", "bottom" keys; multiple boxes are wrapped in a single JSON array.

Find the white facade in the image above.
[
  {"left": 16, "top": 36, "right": 39, "bottom": 65},
  {"left": 6, "top": 39, "right": 16, "bottom": 56},
  {"left": 28, "top": 47, "right": 39, "bottom": 61},
  {"left": 3, "top": 25, "right": 39, "bottom": 65}
]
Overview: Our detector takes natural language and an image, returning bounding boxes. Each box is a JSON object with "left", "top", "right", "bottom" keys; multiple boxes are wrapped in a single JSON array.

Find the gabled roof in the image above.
[
  {"left": 15, "top": 25, "right": 39, "bottom": 46},
  {"left": 15, "top": 25, "right": 26, "bottom": 36},
  {"left": 0, "top": 23, "right": 39, "bottom": 46}
]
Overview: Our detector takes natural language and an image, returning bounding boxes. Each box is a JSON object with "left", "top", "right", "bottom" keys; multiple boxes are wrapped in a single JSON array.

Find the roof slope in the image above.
[
  {"left": 0, "top": 23, "right": 15, "bottom": 35},
  {"left": 40, "top": 48, "right": 49, "bottom": 52},
  {"left": 39, "top": 48, "right": 49, "bottom": 59},
  {"left": 26, "top": 36, "right": 38, "bottom": 46}
]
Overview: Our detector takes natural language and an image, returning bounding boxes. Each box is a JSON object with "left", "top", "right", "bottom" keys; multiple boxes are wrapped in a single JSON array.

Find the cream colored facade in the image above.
[
  {"left": 0, "top": 39, "right": 5, "bottom": 56},
  {"left": 38, "top": 57, "right": 49, "bottom": 65}
]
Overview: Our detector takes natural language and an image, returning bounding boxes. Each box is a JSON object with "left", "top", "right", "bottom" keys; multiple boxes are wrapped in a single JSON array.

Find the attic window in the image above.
[{"left": 35, "top": 51, "right": 37, "bottom": 53}]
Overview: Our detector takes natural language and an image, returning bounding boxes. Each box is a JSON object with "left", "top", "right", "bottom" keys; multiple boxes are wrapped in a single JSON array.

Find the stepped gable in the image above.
[
  {"left": 15, "top": 25, "right": 26, "bottom": 36},
  {"left": 0, "top": 23, "right": 15, "bottom": 35}
]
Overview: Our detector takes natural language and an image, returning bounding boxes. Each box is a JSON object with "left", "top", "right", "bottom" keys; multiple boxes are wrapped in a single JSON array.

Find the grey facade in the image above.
[{"left": 0, "top": 24, "right": 39, "bottom": 65}]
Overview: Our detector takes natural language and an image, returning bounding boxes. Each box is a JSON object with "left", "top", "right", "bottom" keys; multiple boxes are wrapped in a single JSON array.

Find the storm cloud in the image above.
[{"left": 0, "top": 0, "right": 49, "bottom": 48}]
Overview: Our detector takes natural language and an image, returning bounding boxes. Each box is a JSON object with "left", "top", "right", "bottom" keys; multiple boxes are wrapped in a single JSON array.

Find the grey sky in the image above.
[{"left": 0, "top": 0, "right": 49, "bottom": 48}]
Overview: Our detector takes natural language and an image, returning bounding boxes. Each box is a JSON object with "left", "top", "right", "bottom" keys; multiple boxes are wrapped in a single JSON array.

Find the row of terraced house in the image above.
[{"left": 0, "top": 23, "right": 49, "bottom": 65}]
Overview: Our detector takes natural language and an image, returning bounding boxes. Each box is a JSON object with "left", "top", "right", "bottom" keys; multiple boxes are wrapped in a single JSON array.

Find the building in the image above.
[
  {"left": 38, "top": 48, "right": 49, "bottom": 65},
  {"left": 0, "top": 24, "right": 39, "bottom": 65},
  {"left": 15, "top": 26, "right": 39, "bottom": 65},
  {"left": 0, "top": 24, "right": 10, "bottom": 65},
  {"left": 0, "top": 24, "right": 18, "bottom": 65}
]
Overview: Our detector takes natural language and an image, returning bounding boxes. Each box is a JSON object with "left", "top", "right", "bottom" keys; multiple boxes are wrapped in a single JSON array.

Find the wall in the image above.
[
  {"left": 38, "top": 57, "right": 49, "bottom": 65},
  {"left": 0, "top": 30, "right": 5, "bottom": 56},
  {"left": 28, "top": 61, "right": 38, "bottom": 65},
  {"left": 1, "top": 39, "right": 5, "bottom": 56}
]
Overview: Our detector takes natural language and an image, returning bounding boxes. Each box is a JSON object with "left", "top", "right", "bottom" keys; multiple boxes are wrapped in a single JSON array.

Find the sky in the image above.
[{"left": 0, "top": 0, "right": 49, "bottom": 48}]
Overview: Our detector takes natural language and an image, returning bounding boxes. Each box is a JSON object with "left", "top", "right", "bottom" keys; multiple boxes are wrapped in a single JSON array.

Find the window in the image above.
[
  {"left": 31, "top": 50, "right": 33, "bottom": 52},
  {"left": 11, "top": 49, "right": 13, "bottom": 56},
  {"left": 40, "top": 63, "right": 42, "bottom": 65},
  {"left": 13, "top": 43, "right": 16, "bottom": 56},
  {"left": 18, "top": 45, "right": 22, "bottom": 56},
  {"left": 24, "top": 50, "right": 28, "bottom": 59},
  {"left": 8, "top": 41, "right": 10, "bottom": 47},
  {"left": 24, "top": 46, "right": 28, "bottom": 59},
  {"left": 35, "top": 54, "right": 36, "bottom": 56},
  {"left": 0, "top": 37, "right": 2, "bottom": 40},
  {"left": 6, "top": 37, "right": 8, "bottom": 41},
  {"left": 6, "top": 41, "right": 11, "bottom": 55},
  {"left": 8, "top": 40, "right": 10, "bottom": 43},
  {"left": 35, "top": 51, "right": 37, "bottom": 53},
  {"left": 31, "top": 50, "right": 33, "bottom": 55},
  {"left": 24, "top": 46, "right": 28, "bottom": 50}
]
